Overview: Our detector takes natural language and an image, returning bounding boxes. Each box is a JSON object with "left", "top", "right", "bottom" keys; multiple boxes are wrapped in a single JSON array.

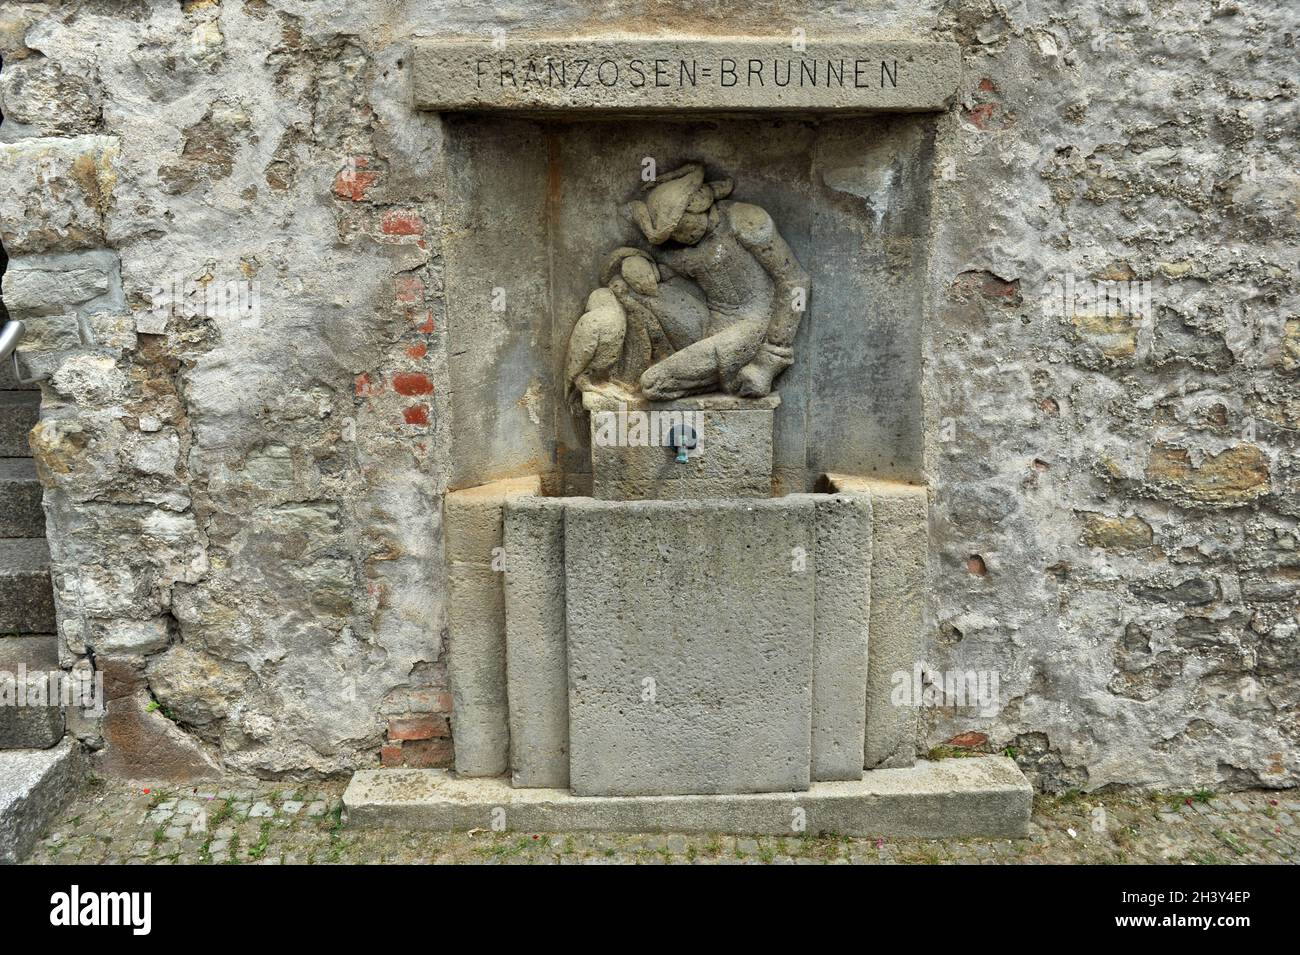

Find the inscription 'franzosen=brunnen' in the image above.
[
  {"left": 411, "top": 37, "right": 962, "bottom": 112},
  {"left": 472, "top": 56, "right": 907, "bottom": 92}
]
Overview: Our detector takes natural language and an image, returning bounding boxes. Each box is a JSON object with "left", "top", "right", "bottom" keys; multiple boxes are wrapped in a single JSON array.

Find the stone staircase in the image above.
[
  {"left": 0, "top": 366, "right": 56, "bottom": 695},
  {"left": 0, "top": 349, "right": 83, "bottom": 863}
]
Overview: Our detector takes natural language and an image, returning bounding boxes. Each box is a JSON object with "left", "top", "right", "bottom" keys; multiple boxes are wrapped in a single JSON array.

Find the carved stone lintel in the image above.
[{"left": 411, "top": 37, "right": 961, "bottom": 114}]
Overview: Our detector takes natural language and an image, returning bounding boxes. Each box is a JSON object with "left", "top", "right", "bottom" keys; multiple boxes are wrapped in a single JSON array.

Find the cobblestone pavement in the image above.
[{"left": 22, "top": 775, "right": 1300, "bottom": 864}]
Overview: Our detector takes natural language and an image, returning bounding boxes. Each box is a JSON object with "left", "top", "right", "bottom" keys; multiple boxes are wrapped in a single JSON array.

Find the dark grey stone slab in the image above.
[
  {"left": 0, "top": 539, "right": 55, "bottom": 634},
  {"left": 0, "top": 458, "right": 45, "bottom": 538},
  {"left": 0, "top": 634, "right": 64, "bottom": 749}
]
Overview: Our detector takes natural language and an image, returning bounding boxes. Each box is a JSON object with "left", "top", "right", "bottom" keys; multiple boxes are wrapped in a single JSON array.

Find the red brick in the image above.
[
  {"left": 953, "top": 269, "right": 1021, "bottom": 305},
  {"left": 401, "top": 738, "right": 454, "bottom": 768},
  {"left": 406, "top": 343, "right": 428, "bottom": 359},
  {"left": 947, "top": 731, "right": 989, "bottom": 748},
  {"left": 333, "top": 157, "right": 379, "bottom": 201},
  {"left": 388, "top": 714, "right": 450, "bottom": 741},
  {"left": 355, "top": 372, "right": 383, "bottom": 397},
  {"left": 381, "top": 210, "right": 423, "bottom": 236},
  {"left": 962, "top": 102, "right": 998, "bottom": 129},
  {"left": 380, "top": 742, "right": 404, "bottom": 767},
  {"left": 403, "top": 404, "right": 429, "bottom": 426},
  {"left": 394, "top": 275, "right": 424, "bottom": 304},
  {"left": 392, "top": 372, "right": 433, "bottom": 396}
]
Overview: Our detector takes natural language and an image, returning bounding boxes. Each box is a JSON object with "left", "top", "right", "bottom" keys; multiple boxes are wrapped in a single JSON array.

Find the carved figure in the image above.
[{"left": 566, "top": 163, "right": 809, "bottom": 403}]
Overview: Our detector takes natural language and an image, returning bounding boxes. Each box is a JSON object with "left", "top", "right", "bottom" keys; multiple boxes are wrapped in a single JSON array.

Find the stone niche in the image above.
[
  {"left": 344, "top": 36, "right": 1033, "bottom": 838},
  {"left": 443, "top": 113, "right": 934, "bottom": 495}
]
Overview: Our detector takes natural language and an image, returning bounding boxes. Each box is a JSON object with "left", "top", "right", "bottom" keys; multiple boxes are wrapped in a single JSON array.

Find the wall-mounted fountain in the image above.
[{"left": 344, "top": 34, "right": 1032, "bottom": 837}]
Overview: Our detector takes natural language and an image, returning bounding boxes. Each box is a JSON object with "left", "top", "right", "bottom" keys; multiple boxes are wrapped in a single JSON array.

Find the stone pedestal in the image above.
[
  {"left": 565, "top": 497, "right": 816, "bottom": 796},
  {"left": 584, "top": 392, "right": 777, "bottom": 500}
]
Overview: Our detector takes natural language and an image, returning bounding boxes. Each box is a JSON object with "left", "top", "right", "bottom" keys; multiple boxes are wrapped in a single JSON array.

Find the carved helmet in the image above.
[{"left": 627, "top": 163, "right": 733, "bottom": 244}]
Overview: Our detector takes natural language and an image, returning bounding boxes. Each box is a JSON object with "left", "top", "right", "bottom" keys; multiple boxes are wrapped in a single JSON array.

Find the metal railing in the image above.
[{"left": 0, "top": 319, "right": 37, "bottom": 384}]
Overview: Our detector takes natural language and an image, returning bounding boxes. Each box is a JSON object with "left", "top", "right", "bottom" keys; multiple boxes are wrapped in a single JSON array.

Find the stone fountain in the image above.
[{"left": 344, "top": 156, "right": 1031, "bottom": 837}]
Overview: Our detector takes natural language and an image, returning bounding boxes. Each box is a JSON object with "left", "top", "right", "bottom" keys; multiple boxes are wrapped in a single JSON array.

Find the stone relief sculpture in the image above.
[{"left": 565, "top": 162, "right": 809, "bottom": 403}]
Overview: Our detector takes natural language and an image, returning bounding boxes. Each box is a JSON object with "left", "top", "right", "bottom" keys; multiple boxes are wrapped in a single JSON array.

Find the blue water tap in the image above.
[{"left": 668, "top": 424, "right": 698, "bottom": 464}]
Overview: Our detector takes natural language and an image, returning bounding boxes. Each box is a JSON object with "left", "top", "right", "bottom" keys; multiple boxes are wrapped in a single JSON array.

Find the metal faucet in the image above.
[{"left": 668, "top": 423, "right": 698, "bottom": 464}]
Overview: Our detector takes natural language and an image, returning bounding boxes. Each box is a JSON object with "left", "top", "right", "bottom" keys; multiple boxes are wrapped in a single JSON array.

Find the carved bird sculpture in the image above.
[{"left": 564, "top": 286, "right": 627, "bottom": 401}]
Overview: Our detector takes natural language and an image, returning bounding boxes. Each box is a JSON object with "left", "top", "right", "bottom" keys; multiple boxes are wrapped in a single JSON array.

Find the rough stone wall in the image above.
[
  {"left": 925, "top": 0, "right": 1298, "bottom": 791},
  {"left": 1, "top": 0, "right": 455, "bottom": 778},
  {"left": 0, "top": 0, "right": 1294, "bottom": 788}
]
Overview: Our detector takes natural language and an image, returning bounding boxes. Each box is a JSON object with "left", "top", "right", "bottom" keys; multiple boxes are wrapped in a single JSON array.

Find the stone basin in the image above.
[{"left": 443, "top": 471, "right": 927, "bottom": 798}]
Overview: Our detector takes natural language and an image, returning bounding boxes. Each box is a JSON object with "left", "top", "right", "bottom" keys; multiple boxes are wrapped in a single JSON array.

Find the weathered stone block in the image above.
[
  {"left": 444, "top": 476, "right": 541, "bottom": 778},
  {"left": 88, "top": 617, "right": 171, "bottom": 655},
  {"left": 2, "top": 250, "right": 118, "bottom": 317},
  {"left": 94, "top": 690, "right": 223, "bottom": 781},
  {"left": 806, "top": 491, "right": 872, "bottom": 781},
  {"left": 0, "top": 57, "right": 101, "bottom": 139},
  {"left": 1144, "top": 443, "right": 1271, "bottom": 507},
  {"left": 588, "top": 398, "right": 776, "bottom": 500},
  {"left": 413, "top": 37, "right": 962, "bottom": 113},
  {"left": 0, "top": 391, "right": 39, "bottom": 457},
  {"left": 565, "top": 497, "right": 816, "bottom": 796},
  {"left": 827, "top": 474, "right": 926, "bottom": 769},
  {"left": 94, "top": 654, "right": 221, "bottom": 782},
  {"left": 0, "top": 740, "right": 84, "bottom": 864},
  {"left": 0, "top": 539, "right": 55, "bottom": 634},
  {"left": 0, "top": 135, "right": 117, "bottom": 254},
  {"left": 503, "top": 496, "right": 569, "bottom": 788},
  {"left": 12, "top": 313, "right": 85, "bottom": 381},
  {"left": 444, "top": 475, "right": 541, "bottom": 566},
  {"left": 144, "top": 644, "right": 246, "bottom": 731},
  {"left": 0, "top": 458, "right": 45, "bottom": 539},
  {"left": 0, "top": 635, "right": 65, "bottom": 748},
  {"left": 1079, "top": 512, "right": 1153, "bottom": 551},
  {"left": 447, "top": 565, "right": 508, "bottom": 776},
  {"left": 343, "top": 757, "right": 1034, "bottom": 838}
]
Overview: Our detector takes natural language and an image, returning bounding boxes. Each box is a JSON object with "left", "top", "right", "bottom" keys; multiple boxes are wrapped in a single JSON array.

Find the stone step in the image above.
[
  {"left": 0, "top": 635, "right": 65, "bottom": 748},
  {"left": 0, "top": 538, "right": 56, "bottom": 634},
  {"left": 0, "top": 358, "right": 39, "bottom": 391},
  {"left": 0, "top": 457, "right": 45, "bottom": 538},
  {"left": 343, "top": 756, "right": 1034, "bottom": 839},
  {"left": 0, "top": 391, "right": 40, "bottom": 457},
  {"left": 0, "top": 739, "right": 84, "bottom": 863}
]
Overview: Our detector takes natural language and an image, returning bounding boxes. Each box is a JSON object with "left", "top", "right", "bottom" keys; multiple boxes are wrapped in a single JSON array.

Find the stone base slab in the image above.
[
  {"left": 0, "top": 738, "right": 84, "bottom": 863},
  {"left": 343, "top": 756, "right": 1032, "bottom": 839}
]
